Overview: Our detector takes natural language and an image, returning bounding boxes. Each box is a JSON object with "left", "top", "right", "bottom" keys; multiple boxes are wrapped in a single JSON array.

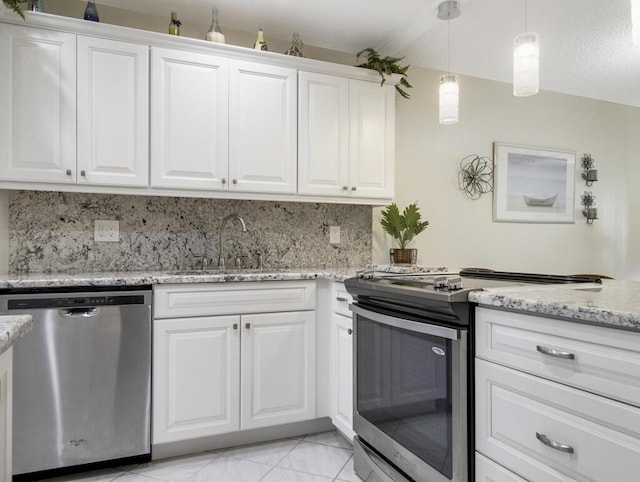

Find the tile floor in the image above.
[{"left": 44, "top": 431, "right": 361, "bottom": 482}]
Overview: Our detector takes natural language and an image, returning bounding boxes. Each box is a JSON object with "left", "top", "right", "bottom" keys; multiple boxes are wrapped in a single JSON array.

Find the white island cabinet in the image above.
[
  {"left": 475, "top": 307, "right": 640, "bottom": 482},
  {"left": 0, "top": 347, "right": 12, "bottom": 482},
  {"left": 152, "top": 281, "right": 316, "bottom": 445},
  {"left": 0, "top": 24, "right": 149, "bottom": 187}
]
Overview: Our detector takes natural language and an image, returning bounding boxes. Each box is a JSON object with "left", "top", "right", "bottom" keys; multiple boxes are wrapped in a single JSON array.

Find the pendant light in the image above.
[
  {"left": 513, "top": 0, "right": 539, "bottom": 96},
  {"left": 438, "top": 1, "right": 461, "bottom": 124}
]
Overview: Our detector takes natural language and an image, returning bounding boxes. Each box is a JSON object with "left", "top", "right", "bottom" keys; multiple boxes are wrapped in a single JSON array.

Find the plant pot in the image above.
[{"left": 390, "top": 248, "right": 417, "bottom": 265}]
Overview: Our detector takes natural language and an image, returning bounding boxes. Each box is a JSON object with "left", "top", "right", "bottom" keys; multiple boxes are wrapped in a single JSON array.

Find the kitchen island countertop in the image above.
[
  {"left": 469, "top": 279, "right": 640, "bottom": 331},
  {"left": 0, "top": 315, "right": 32, "bottom": 355}
]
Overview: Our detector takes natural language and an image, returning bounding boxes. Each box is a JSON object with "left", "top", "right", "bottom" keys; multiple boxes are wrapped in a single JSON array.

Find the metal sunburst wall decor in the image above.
[{"left": 457, "top": 154, "right": 494, "bottom": 199}]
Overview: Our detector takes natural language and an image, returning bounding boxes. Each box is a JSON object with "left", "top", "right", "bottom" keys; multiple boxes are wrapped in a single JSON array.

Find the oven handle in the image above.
[{"left": 350, "top": 304, "right": 460, "bottom": 340}]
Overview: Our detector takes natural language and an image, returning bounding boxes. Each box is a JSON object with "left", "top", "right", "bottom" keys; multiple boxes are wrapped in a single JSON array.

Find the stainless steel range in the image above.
[{"left": 345, "top": 268, "right": 600, "bottom": 482}]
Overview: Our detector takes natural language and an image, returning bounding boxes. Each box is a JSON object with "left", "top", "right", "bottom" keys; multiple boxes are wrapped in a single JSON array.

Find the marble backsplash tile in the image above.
[{"left": 8, "top": 191, "right": 372, "bottom": 273}]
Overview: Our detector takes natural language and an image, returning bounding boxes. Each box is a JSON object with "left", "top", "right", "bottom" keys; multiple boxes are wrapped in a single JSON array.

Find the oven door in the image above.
[{"left": 351, "top": 303, "right": 468, "bottom": 482}]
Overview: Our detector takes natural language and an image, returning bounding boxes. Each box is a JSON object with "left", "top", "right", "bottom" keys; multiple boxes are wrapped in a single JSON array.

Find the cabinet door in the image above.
[
  {"left": 298, "top": 71, "right": 349, "bottom": 196},
  {"left": 0, "top": 25, "right": 76, "bottom": 183},
  {"left": 349, "top": 79, "right": 395, "bottom": 199},
  {"left": 0, "top": 348, "right": 12, "bottom": 482},
  {"left": 241, "top": 311, "right": 315, "bottom": 430},
  {"left": 77, "top": 36, "right": 149, "bottom": 187},
  {"left": 330, "top": 312, "right": 354, "bottom": 440},
  {"left": 153, "top": 316, "right": 240, "bottom": 443},
  {"left": 150, "top": 48, "right": 229, "bottom": 190},
  {"left": 229, "top": 60, "right": 297, "bottom": 194}
]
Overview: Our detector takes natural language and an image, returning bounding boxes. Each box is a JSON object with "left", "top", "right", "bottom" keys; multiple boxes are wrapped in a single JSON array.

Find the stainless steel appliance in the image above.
[
  {"left": 0, "top": 286, "right": 152, "bottom": 480},
  {"left": 345, "top": 269, "right": 600, "bottom": 482}
]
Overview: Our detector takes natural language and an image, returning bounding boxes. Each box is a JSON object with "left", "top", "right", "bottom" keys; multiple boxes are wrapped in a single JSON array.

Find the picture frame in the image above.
[{"left": 493, "top": 142, "right": 576, "bottom": 223}]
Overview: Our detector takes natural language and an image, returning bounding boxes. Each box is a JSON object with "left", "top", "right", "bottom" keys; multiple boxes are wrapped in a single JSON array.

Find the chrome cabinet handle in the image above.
[
  {"left": 232, "top": 179, "right": 238, "bottom": 185},
  {"left": 80, "top": 170, "right": 86, "bottom": 177},
  {"left": 336, "top": 296, "right": 348, "bottom": 302},
  {"left": 342, "top": 186, "right": 348, "bottom": 191},
  {"left": 347, "top": 328, "right": 353, "bottom": 335},
  {"left": 233, "top": 323, "right": 238, "bottom": 330},
  {"left": 351, "top": 186, "right": 357, "bottom": 191},
  {"left": 536, "top": 345, "right": 575, "bottom": 360},
  {"left": 222, "top": 178, "right": 227, "bottom": 185},
  {"left": 245, "top": 322, "right": 250, "bottom": 329},
  {"left": 66, "top": 169, "right": 72, "bottom": 176},
  {"left": 536, "top": 432, "right": 574, "bottom": 454}
]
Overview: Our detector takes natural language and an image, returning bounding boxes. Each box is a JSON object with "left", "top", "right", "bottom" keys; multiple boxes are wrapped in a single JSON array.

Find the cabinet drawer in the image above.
[
  {"left": 154, "top": 281, "right": 316, "bottom": 318},
  {"left": 331, "top": 282, "right": 352, "bottom": 317},
  {"left": 475, "top": 453, "right": 527, "bottom": 482},
  {"left": 476, "top": 307, "right": 640, "bottom": 407},
  {"left": 476, "top": 358, "right": 640, "bottom": 482}
]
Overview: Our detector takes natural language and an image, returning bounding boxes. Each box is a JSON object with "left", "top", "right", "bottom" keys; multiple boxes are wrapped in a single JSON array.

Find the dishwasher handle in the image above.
[{"left": 59, "top": 307, "right": 100, "bottom": 317}]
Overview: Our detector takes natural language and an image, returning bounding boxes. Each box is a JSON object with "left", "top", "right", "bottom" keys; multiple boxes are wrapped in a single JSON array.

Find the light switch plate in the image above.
[
  {"left": 94, "top": 220, "right": 120, "bottom": 242},
  {"left": 329, "top": 225, "right": 340, "bottom": 244}
]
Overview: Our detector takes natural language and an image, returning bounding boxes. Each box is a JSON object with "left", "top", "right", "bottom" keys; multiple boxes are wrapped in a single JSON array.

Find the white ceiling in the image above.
[{"left": 99, "top": 0, "right": 640, "bottom": 107}]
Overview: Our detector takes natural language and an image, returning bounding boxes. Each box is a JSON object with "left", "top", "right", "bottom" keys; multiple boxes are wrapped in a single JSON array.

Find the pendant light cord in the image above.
[{"left": 447, "top": 16, "right": 451, "bottom": 73}]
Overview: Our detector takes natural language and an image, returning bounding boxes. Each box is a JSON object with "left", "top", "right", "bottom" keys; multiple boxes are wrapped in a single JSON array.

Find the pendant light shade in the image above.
[
  {"left": 437, "top": 1, "right": 461, "bottom": 125},
  {"left": 513, "top": 32, "right": 539, "bottom": 96},
  {"left": 439, "top": 73, "right": 459, "bottom": 124}
]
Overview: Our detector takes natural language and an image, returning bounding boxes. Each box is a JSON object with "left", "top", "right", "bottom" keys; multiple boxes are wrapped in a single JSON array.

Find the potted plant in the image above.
[
  {"left": 380, "top": 202, "right": 429, "bottom": 264},
  {"left": 3, "top": 0, "right": 25, "bottom": 19},
  {"left": 356, "top": 47, "right": 412, "bottom": 99}
]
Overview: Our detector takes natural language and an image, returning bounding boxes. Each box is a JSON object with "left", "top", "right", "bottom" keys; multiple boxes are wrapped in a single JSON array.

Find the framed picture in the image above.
[{"left": 493, "top": 142, "right": 575, "bottom": 223}]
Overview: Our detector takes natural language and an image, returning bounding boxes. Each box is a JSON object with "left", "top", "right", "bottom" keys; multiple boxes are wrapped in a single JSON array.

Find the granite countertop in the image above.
[
  {"left": 0, "top": 315, "right": 32, "bottom": 355},
  {"left": 469, "top": 279, "right": 640, "bottom": 331},
  {"left": 0, "top": 265, "right": 451, "bottom": 290}
]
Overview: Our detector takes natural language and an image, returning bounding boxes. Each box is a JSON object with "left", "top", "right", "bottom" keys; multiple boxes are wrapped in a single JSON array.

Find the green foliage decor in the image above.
[
  {"left": 380, "top": 202, "right": 429, "bottom": 249},
  {"left": 356, "top": 47, "right": 412, "bottom": 99},
  {"left": 3, "top": 0, "right": 25, "bottom": 19}
]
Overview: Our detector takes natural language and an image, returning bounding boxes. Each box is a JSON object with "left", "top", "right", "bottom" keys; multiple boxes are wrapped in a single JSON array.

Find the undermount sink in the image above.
[{"left": 168, "top": 268, "right": 291, "bottom": 275}]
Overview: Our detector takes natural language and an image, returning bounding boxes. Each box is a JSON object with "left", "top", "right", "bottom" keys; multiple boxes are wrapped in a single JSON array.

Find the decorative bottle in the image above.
[
  {"left": 168, "top": 11, "right": 181, "bottom": 36},
  {"left": 284, "top": 32, "right": 304, "bottom": 57},
  {"left": 27, "top": 0, "right": 45, "bottom": 13},
  {"left": 205, "top": 6, "right": 225, "bottom": 43},
  {"left": 253, "top": 27, "right": 268, "bottom": 51},
  {"left": 83, "top": 0, "right": 99, "bottom": 22}
]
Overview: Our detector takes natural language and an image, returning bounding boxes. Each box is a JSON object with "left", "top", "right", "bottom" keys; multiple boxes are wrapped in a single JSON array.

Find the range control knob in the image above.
[
  {"left": 447, "top": 276, "right": 464, "bottom": 290},
  {"left": 433, "top": 276, "right": 448, "bottom": 289}
]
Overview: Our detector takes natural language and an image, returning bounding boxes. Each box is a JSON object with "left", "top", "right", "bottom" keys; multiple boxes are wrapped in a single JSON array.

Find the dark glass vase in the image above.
[{"left": 83, "top": 0, "right": 99, "bottom": 22}]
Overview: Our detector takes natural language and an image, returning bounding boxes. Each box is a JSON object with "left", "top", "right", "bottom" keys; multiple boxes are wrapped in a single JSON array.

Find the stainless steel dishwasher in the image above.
[{"left": 0, "top": 286, "right": 152, "bottom": 479}]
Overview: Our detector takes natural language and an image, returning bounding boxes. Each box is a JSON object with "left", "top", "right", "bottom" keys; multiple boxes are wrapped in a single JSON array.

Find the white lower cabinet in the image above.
[
  {"left": 330, "top": 312, "right": 353, "bottom": 439},
  {"left": 475, "top": 453, "right": 526, "bottom": 482},
  {"left": 475, "top": 307, "right": 640, "bottom": 482},
  {"left": 0, "top": 347, "right": 12, "bottom": 482},
  {"left": 153, "top": 316, "right": 240, "bottom": 444},
  {"left": 329, "top": 281, "right": 354, "bottom": 440},
  {"left": 152, "top": 281, "right": 316, "bottom": 445}
]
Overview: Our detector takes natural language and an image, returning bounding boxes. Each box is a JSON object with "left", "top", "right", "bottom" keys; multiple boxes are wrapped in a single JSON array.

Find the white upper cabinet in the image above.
[
  {"left": 77, "top": 36, "right": 149, "bottom": 187},
  {"left": 298, "top": 72, "right": 350, "bottom": 197},
  {"left": 298, "top": 72, "right": 395, "bottom": 200},
  {"left": 0, "top": 24, "right": 76, "bottom": 183},
  {"left": 349, "top": 79, "right": 395, "bottom": 199},
  {"left": 150, "top": 47, "right": 229, "bottom": 190},
  {"left": 229, "top": 60, "right": 297, "bottom": 194}
]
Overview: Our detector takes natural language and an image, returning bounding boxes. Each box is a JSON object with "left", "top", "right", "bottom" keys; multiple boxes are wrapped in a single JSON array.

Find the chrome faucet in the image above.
[{"left": 217, "top": 214, "right": 248, "bottom": 269}]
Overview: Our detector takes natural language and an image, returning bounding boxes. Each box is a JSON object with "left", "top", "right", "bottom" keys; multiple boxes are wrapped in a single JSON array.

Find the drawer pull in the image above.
[
  {"left": 536, "top": 345, "right": 575, "bottom": 360},
  {"left": 233, "top": 323, "right": 238, "bottom": 330},
  {"left": 245, "top": 323, "right": 251, "bottom": 330},
  {"left": 336, "top": 296, "right": 349, "bottom": 302},
  {"left": 347, "top": 328, "right": 353, "bottom": 335},
  {"left": 536, "top": 432, "right": 575, "bottom": 454}
]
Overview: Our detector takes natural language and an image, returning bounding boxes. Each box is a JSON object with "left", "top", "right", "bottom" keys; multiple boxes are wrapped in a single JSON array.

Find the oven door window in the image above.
[{"left": 357, "top": 316, "right": 453, "bottom": 478}]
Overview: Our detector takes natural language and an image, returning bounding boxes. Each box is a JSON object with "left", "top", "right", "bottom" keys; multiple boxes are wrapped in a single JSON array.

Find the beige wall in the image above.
[{"left": 373, "top": 66, "right": 640, "bottom": 279}]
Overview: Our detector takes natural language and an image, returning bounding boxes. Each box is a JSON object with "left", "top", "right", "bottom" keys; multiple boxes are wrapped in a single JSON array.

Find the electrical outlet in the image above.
[
  {"left": 94, "top": 220, "right": 120, "bottom": 242},
  {"left": 329, "top": 225, "right": 340, "bottom": 244}
]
